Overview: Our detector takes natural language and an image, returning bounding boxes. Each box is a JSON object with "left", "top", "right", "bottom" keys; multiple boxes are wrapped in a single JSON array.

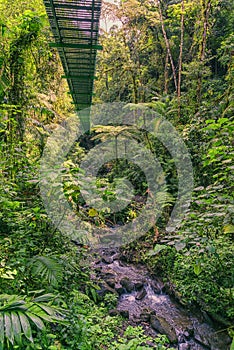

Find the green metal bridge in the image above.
[{"left": 43, "top": 0, "right": 102, "bottom": 131}]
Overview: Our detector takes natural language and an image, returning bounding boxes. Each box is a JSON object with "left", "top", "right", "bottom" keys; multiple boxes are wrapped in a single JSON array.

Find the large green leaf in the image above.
[
  {"left": 0, "top": 313, "right": 4, "bottom": 349},
  {"left": 26, "top": 312, "right": 45, "bottom": 330},
  {"left": 19, "top": 313, "right": 33, "bottom": 342},
  {"left": 10, "top": 312, "right": 22, "bottom": 344},
  {"left": 4, "top": 312, "right": 14, "bottom": 345},
  {"left": 28, "top": 256, "right": 63, "bottom": 287},
  {"left": 0, "top": 293, "right": 66, "bottom": 347}
]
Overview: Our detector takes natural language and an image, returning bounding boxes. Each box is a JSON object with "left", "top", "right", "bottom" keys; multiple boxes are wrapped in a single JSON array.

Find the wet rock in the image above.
[
  {"left": 106, "top": 279, "right": 116, "bottom": 288},
  {"left": 120, "top": 277, "right": 135, "bottom": 292},
  {"left": 109, "top": 309, "right": 119, "bottom": 317},
  {"left": 115, "top": 283, "right": 125, "bottom": 295},
  {"left": 96, "top": 284, "right": 117, "bottom": 298},
  {"left": 140, "top": 311, "right": 151, "bottom": 322},
  {"left": 194, "top": 322, "right": 231, "bottom": 350},
  {"left": 150, "top": 315, "right": 177, "bottom": 343},
  {"left": 103, "top": 272, "right": 116, "bottom": 280},
  {"left": 102, "top": 256, "right": 113, "bottom": 264},
  {"left": 183, "top": 331, "right": 190, "bottom": 339},
  {"left": 136, "top": 287, "right": 147, "bottom": 300},
  {"left": 118, "top": 260, "right": 126, "bottom": 267},
  {"left": 119, "top": 310, "right": 129, "bottom": 319},
  {"left": 151, "top": 280, "right": 165, "bottom": 294},
  {"left": 186, "top": 341, "right": 207, "bottom": 350},
  {"left": 178, "top": 344, "right": 190, "bottom": 350},
  {"left": 178, "top": 333, "right": 186, "bottom": 343},
  {"left": 135, "top": 281, "right": 144, "bottom": 290},
  {"left": 152, "top": 285, "right": 161, "bottom": 294}
]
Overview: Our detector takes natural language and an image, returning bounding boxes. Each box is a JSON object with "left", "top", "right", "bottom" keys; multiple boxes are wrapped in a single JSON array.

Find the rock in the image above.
[
  {"left": 103, "top": 272, "right": 116, "bottom": 280},
  {"left": 194, "top": 322, "right": 231, "bottom": 350},
  {"left": 94, "top": 267, "right": 102, "bottom": 273},
  {"left": 106, "top": 279, "right": 116, "bottom": 288},
  {"left": 115, "top": 283, "right": 125, "bottom": 295},
  {"left": 150, "top": 315, "right": 177, "bottom": 343},
  {"left": 135, "top": 281, "right": 144, "bottom": 290},
  {"left": 120, "top": 277, "right": 135, "bottom": 292},
  {"left": 136, "top": 287, "right": 147, "bottom": 300},
  {"left": 140, "top": 311, "right": 151, "bottom": 322},
  {"left": 187, "top": 341, "right": 207, "bottom": 350},
  {"left": 102, "top": 256, "right": 113, "bottom": 264},
  {"left": 179, "top": 344, "right": 190, "bottom": 350},
  {"left": 152, "top": 286, "right": 161, "bottom": 294},
  {"left": 109, "top": 309, "right": 119, "bottom": 317},
  {"left": 183, "top": 331, "right": 190, "bottom": 339},
  {"left": 112, "top": 253, "right": 120, "bottom": 261},
  {"left": 151, "top": 280, "right": 165, "bottom": 294},
  {"left": 119, "top": 310, "right": 129, "bottom": 319},
  {"left": 96, "top": 284, "right": 117, "bottom": 298},
  {"left": 118, "top": 260, "right": 126, "bottom": 267}
]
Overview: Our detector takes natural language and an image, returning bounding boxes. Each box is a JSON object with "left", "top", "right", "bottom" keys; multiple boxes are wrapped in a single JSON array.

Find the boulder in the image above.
[
  {"left": 120, "top": 277, "right": 135, "bottom": 292},
  {"left": 150, "top": 314, "right": 177, "bottom": 343},
  {"left": 194, "top": 322, "right": 231, "bottom": 350},
  {"left": 134, "top": 281, "right": 144, "bottom": 291},
  {"left": 106, "top": 279, "right": 116, "bottom": 288},
  {"left": 115, "top": 283, "right": 125, "bottom": 295},
  {"left": 135, "top": 287, "right": 147, "bottom": 300},
  {"left": 109, "top": 309, "right": 119, "bottom": 317},
  {"left": 102, "top": 255, "right": 113, "bottom": 264},
  {"left": 178, "top": 344, "right": 190, "bottom": 350},
  {"left": 119, "top": 309, "right": 129, "bottom": 319}
]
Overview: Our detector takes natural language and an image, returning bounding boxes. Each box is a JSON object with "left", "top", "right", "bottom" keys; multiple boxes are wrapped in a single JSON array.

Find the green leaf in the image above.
[
  {"left": 33, "top": 294, "right": 55, "bottom": 303},
  {"left": 0, "top": 313, "right": 4, "bottom": 348},
  {"left": 194, "top": 263, "right": 202, "bottom": 276},
  {"left": 29, "top": 256, "right": 63, "bottom": 287},
  {"left": 224, "top": 225, "right": 234, "bottom": 234},
  {"left": 4, "top": 312, "right": 14, "bottom": 345},
  {"left": 19, "top": 313, "right": 33, "bottom": 342},
  {"left": 88, "top": 208, "right": 98, "bottom": 217},
  {"left": 11, "top": 312, "right": 22, "bottom": 344},
  {"left": 26, "top": 313, "right": 45, "bottom": 330}
]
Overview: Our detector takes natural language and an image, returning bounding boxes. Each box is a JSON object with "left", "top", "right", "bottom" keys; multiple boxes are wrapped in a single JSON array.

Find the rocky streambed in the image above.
[{"left": 91, "top": 248, "right": 231, "bottom": 350}]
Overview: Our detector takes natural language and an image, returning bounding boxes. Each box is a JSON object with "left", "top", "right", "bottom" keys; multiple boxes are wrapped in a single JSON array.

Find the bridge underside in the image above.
[{"left": 43, "top": 0, "right": 102, "bottom": 130}]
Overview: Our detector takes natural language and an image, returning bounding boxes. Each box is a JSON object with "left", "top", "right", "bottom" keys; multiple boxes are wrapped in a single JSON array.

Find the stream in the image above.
[{"left": 90, "top": 248, "right": 231, "bottom": 350}]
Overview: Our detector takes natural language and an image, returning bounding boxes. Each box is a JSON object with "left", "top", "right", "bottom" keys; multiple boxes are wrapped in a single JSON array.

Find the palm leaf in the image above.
[
  {"left": 0, "top": 313, "right": 4, "bottom": 349},
  {"left": 28, "top": 256, "right": 63, "bottom": 287},
  {"left": 26, "top": 312, "right": 45, "bottom": 330},
  {"left": 0, "top": 293, "right": 66, "bottom": 348},
  {"left": 4, "top": 312, "right": 14, "bottom": 345},
  {"left": 10, "top": 312, "right": 22, "bottom": 344},
  {"left": 19, "top": 313, "right": 33, "bottom": 342}
]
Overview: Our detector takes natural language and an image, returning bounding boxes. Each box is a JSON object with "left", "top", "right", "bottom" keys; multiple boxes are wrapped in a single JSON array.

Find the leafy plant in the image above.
[
  {"left": 28, "top": 256, "right": 63, "bottom": 288},
  {"left": 0, "top": 293, "right": 66, "bottom": 349}
]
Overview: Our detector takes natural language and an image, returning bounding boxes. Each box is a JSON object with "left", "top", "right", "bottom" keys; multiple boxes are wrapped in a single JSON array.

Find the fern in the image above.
[
  {"left": 0, "top": 293, "right": 67, "bottom": 349},
  {"left": 28, "top": 255, "right": 63, "bottom": 287}
]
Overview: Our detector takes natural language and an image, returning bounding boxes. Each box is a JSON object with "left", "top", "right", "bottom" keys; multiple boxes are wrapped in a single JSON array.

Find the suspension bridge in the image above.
[{"left": 43, "top": 0, "right": 102, "bottom": 131}]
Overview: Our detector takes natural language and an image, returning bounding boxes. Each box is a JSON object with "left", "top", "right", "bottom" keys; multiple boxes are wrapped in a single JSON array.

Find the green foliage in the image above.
[
  {"left": 0, "top": 293, "right": 66, "bottom": 349},
  {"left": 111, "top": 326, "right": 173, "bottom": 350},
  {"left": 28, "top": 256, "right": 63, "bottom": 288}
]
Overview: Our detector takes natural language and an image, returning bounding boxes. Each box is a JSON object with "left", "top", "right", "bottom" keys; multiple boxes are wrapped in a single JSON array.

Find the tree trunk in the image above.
[
  {"left": 177, "top": 0, "right": 185, "bottom": 119},
  {"left": 156, "top": 0, "right": 177, "bottom": 92},
  {"left": 164, "top": 50, "right": 169, "bottom": 94},
  {"left": 196, "top": 0, "right": 211, "bottom": 106}
]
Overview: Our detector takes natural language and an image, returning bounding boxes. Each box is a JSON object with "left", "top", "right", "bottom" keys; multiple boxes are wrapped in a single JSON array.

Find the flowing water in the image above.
[{"left": 92, "top": 249, "right": 231, "bottom": 350}]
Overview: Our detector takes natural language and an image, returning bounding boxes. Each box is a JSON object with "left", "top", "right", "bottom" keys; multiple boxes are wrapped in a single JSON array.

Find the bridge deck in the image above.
[{"left": 43, "top": 0, "right": 102, "bottom": 130}]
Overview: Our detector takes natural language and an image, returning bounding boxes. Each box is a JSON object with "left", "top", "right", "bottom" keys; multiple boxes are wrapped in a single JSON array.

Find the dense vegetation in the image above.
[{"left": 0, "top": 0, "right": 233, "bottom": 349}]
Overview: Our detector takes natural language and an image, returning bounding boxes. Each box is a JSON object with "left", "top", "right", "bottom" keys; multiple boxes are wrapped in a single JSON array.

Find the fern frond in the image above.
[{"left": 28, "top": 255, "right": 63, "bottom": 287}]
